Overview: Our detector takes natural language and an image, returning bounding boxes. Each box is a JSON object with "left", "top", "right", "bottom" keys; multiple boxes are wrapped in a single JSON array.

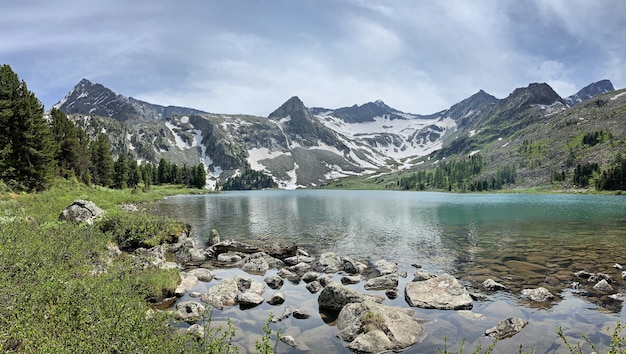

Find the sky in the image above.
[{"left": 2, "top": 0, "right": 625, "bottom": 116}]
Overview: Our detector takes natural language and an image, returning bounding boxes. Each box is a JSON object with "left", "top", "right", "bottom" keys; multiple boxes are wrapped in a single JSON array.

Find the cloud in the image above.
[{"left": 2, "top": 1, "right": 625, "bottom": 115}]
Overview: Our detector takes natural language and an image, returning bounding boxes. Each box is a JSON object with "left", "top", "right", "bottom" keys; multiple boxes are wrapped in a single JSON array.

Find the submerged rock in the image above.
[
  {"left": 593, "top": 279, "right": 614, "bottom": 292},
  {"left": 405, "top": 274, "right": 473, "bottom": 310},
  {"left": 280, "top": 335, "right": 298, "bottom": 348},
  {"left": 485, "top": 317, "right": 528, "bottom": 339},
  {"left": 264, "top": 275, "right": 284, "bottom": 290},
  {"left": 337, "top": 300, "right": 423, "bottom": 353},
  {"left": 373, "top": 259, "right": 398, "bottom": 276},
  {"left": 267, "top": 292, "right": 285, "bottom": 305}
]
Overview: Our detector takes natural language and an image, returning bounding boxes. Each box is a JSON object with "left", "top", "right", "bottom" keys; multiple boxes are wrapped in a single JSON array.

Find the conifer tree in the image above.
[
  {"left": 0, "top": 64, "right": 56, "bottom": 191},
  {"left": 90, "top": 133, "right": 114, "bottom": 187},
  {"left": 51, "top": 108, "right": 81, "bottom": 179},
  {"left": 113, "top": 153, "right": 129, "bottom": 189}
]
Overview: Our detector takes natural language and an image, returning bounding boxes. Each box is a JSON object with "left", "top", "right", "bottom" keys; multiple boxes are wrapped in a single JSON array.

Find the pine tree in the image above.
[
  {"left": 90, "top": 133, "right": 114, "bottom": 187},
  {"left": 113, "top": 153, "right": 129, "bottom": 189},
  {"left": 0, "top": 65, "right": 56, "bottom": 191},
  {"left": 51, "top": 108, "right": 81, "bottom": 179},
  {"left": 192, "top": 163, "right": 206, "bottom": 189}
]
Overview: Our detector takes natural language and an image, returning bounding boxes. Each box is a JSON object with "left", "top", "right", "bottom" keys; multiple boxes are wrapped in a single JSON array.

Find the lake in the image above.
[{"left": 150, "top": 190, "right": 626, "bottom": 353}]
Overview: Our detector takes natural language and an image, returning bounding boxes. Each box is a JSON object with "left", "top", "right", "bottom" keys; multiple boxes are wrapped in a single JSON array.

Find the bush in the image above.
[{"left": 99, "top": 212, "right": 188, "bottom": 251}]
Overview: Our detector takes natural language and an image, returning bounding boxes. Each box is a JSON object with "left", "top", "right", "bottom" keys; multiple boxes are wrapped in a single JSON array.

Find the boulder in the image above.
[
  {"left": 238, "top": 292, "right": 264, "bottom": 307},
  {"left": 267, "top": 292, "right": 285, "bottom": 305},
  {"left": 521, "top": 287, "right": 554, "bottom": 302},
  {"left": 186, "top": 268, "right": 214, "bottom": 282},
  {"left": 59, "top": 200, "right": 105, "bottom": 224},
  {"left": 263, "top": 242, "right": 299, "bottom": 260},
  {"left": 609, "top": 293, "right": 626, "bottom": 301},
  {"left": 168, "top": 233, "right": 206, "bottom": 264},
  {"left": 405, "top": 274, "right": 473, "bottom": 310},
  {"left": 173, "top": 301, "right": 205, "bottom": 323},
  {"left": 482, "top": 279, "right": 509, "bottom": 291},
  {"left": 208, "top": 229, "right": 220, "bottom": 246},
  {"left": 593, "top": 279, "right": 614, "bottom": 292},
  {"left": 343, "top": 258, "right": 367, "bottom": 274},
  {"left": 241, "top": 253, "right": 270, "bottom": 274},
  {"left": 284, "top": 255, "right": 316, "bottom": 265},
  {"left": 280, "top": 335, "right": 298, "bottom": 348},
  {"left": 277, "top": 268, "right": 300, "bottom": 282},
  {"left": 341, "top": 275, "right": 361, "bottom": 285},
  {"left": 290, "top": 262, "right": 311, "bottom": 273},
  {"left": 316, "top": 252, "right": 345, "bottom": 273},
  {"left": 264, "top": 275, "right": 284, "bottom": 290},
  {"left": 217, "top": 252, "right": 242, "bottom": 263},
  {"left": 293, "top": 309, "right": 311, "bottom": 319},
  {"left": 175, "top": 273, "right": 199, "bottom": 296},
  {"left": 318, "top": 282, "right": 382, "bottom": 311},
  {"left": 337, "top": 300, "right": 423, "bottom": 353},
  {"left": 485, "top": 317, "right": 528, "bottom": 339},
  {"left": 412, "top": 270, "right": 435, "bottom": 281},
  {"left": 373, "top": 259, "right": 398, "bottom": 276},
  {"left": 306, "top": 281, "right": 322, "bottom": 294},
  {"left": 301, "top": 271, "right": 320, "bottom": 283},
  {"left": 210, "top": 240, "right": 263, "bottom": 255},
  {"left": 201, "top": 278, "right": 239, "bottom": 307},
  {"left": 364, "top": 274, "right": 398, "bottom": 291},
  {"left": 186, "top": 324, "right": 205, "bottom": 339}
]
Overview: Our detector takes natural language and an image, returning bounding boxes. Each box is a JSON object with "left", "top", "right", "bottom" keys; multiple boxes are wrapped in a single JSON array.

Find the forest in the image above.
[{"left": 0, "top": 64, "right": 205, "bottom": 192}]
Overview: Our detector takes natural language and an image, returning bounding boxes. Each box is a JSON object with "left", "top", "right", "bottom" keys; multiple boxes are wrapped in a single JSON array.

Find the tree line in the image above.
[
  {"left": 398, "top": 154, "right": 516, "bottom": 192},
  {"left": 0, "top": 64, "right": 205, "bottom": 192},
  {"left": 221, "top": 168, "right": 277, "bottom": 190}
]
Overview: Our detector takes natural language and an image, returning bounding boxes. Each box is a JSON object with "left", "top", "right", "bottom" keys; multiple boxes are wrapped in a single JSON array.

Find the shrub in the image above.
[{"left": 99, "top": 212, "right": 188, "bottom": 251}]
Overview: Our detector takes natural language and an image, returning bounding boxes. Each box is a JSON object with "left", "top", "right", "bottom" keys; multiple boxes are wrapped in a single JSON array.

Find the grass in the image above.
[{"left": 0, "top": 178, "right": 240, "bottom": 353}]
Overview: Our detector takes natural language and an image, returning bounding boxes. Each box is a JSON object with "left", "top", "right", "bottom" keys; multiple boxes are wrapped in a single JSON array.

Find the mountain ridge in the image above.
[{"left": 53, "top": 78, "right": 618, "bottom": 190}]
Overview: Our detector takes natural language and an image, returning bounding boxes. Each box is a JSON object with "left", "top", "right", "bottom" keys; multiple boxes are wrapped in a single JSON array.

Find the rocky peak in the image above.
[
  {"left": 268, "top": 96, "right": 307, "bottom": 119},
  {"left": 565, "top": 79, "right": 615, "bottom": 106},
  {"left": 447, "top": 89, "right": 499, "bottom": 125},
  {"left": 506, "top": 82, "right": 564, "bottom": 108},
  {"left": 329, "top": 100, "right": 407, "bottom": 123}
]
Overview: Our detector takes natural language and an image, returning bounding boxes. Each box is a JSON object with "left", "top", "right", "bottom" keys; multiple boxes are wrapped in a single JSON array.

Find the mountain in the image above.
[
  {"left": 53, "top": 78, "right": 620, "bottom": 190},
  {"left": 53, "top": 79, "right": 205, "bottom": 121},
  {"left": 564, "top": 79, "right": 615, "bottom": 106}
]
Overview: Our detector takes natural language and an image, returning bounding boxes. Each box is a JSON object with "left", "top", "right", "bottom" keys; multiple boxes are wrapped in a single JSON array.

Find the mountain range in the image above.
[{"left": 52, "top": 78, "right": 623, "bottom": 189}]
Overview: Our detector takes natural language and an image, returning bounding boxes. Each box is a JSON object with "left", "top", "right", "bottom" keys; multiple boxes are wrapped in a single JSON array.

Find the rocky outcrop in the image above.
[
  {"left": 173, "top": 301, "right": 205, "bottom": 323},
  {"left": 337, "top": 300, "right": 423, "bottom": 353},
  {"left": 59, "top": 200, "right": 104, "bottom": 224},
  {"left": 485, "top": 317, "right": 528, "bottom": 339},
  {"left": 364, "top": 274, "right": 398, "bottom": 291},
  {"left": 405, "top": 274, "right": 473, "bottom": 310}
]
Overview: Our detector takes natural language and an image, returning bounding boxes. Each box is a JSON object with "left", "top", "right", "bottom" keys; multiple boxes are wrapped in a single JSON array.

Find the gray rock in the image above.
[
  {"left": 267, "top": 292, "right": 285, "bottom": 305},
  {"left": 364, "top": 274, "right": 398, "bottom": 290},
  {"left": 278, "top": 268, "right": 300, "bottom": 281},
  {"left": 187, "top": 268, "right": 214, "bottom": 282},
  {"left": 238, "top": 292, "right": 264, "bottom": 307},
  {"left": 175, "top": 273, "right": 199, "bottom": 296},
  {"left": 341, "top": 275, "right": 361, "bottom": 285},
  {"left": 412, "top": 270, "right": 435, "bottom": 281},
  {"left": 273, "top": 306, "right": 293, "bottom": 322},
  {"left": 290, "top": 261, "right": 311, "bottom": 273},
  {"left": 174, "top": 301, "right": 205, "bottom": 323},
  {"left": 208, "top": 229, "right": 220, "bottom": 246},
  {"left": 614, "top": 263, "right": 623, "bottom": 270},
  {"left": 337, "top": 300, "right": 422, "bottom": 353},
  {"left": 59, "top": 200, "right": 104, "bottom": 224},
  {"left": 482, "top": 278, "right": 509, "bottom": 291},
  {"left": 306, "top": 280, "right": 322, "bottom": 294},
  {"left": 301, "top": 271, "right": 320, "bottom": 283},
  {"left": 386, "top": 289, "right": 398, "bottom": 299},
  {"left": 317, "top": 252, "right": 344, "bottom": 273},
  {"left": 521, "top": 287, "right": 554, "bottom": 302},
  {"left": 293, "top": 309, "right": 311, "bottom": 319},
  {"left": 186, "top": 323, "right": 205, "bottom": 338},
  {"left": 485, "top": 317, "right": 528, "bottom": 339},
  {"left": 280, "top": 335, "right": 298, "bottom": 348},
  {"left": 622, "top": 270, "right": 626, "bottom": 281},
  {"left": 318, "top": 282, "right": 382, "bottom": 311},
  {"left": 284, "top": 255, "right": 315, "bottom": 265},
  {"left": 405, "top": 274, "right": 473, "bottom": 310},
  {"left": 609, "top": 293, "right": 626, "bottom": 301},
  {"left": 593, "top": 279, "right": 614, "bottom": 292},
  {"left": 217, "top": 252, "right": 242, "bottom": 263},
  {"left": 343, "top": 258, "right": 367, "bottom": 274},
  {"left": 589, "top": 272, "right": 614, "bottom": 283},
  {"left": 264, "top": 275, "right": 284, "bottom": 290},
  {"left": 201, "top": 278, "right": 239, "bottom": 307},
  {"left": 373, "top": 259, "right": 398, "bottom": 276},
  {"left": 241, "top": 254, "right": 270, "bottom": 274}
]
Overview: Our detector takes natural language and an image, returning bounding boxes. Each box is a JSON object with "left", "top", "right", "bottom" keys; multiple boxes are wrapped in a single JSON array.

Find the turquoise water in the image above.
[{"left": 152, "top": 190, "right": 626, "bottom": 353}]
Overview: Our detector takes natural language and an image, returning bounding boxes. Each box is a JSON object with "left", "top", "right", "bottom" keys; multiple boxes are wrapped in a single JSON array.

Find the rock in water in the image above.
[
  {"left": 337, "top": 300, "right": 422, "bottom": 353},
  {"left": 404, "top": 274, "right": 473, "bottom": 310},
  {"left": 59, "top": 200, "right": 104, "bottom": 224},
  {"left": 521, "top": 287, "right": 554, "bottom": 302},
  {"left": 173, "top": 301, "right": 205, "bottom": 323},
  {"left": 593, "top": 279, "right": 614, "bottom": 292},
  {"left": 208, "top": 229, "right": 220, "bottom": 245},
  {"left": 318, "top": 282, "right": 381, "bottom": 311},
  {"left": 280, "top": 335, "right": 298, "bottom": 348},
  {"left": 485, "top": 317, "right": 528, "bottom": 339},
  {"left": 482, "top": 278, "right": 508, "bottom": 291}
]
